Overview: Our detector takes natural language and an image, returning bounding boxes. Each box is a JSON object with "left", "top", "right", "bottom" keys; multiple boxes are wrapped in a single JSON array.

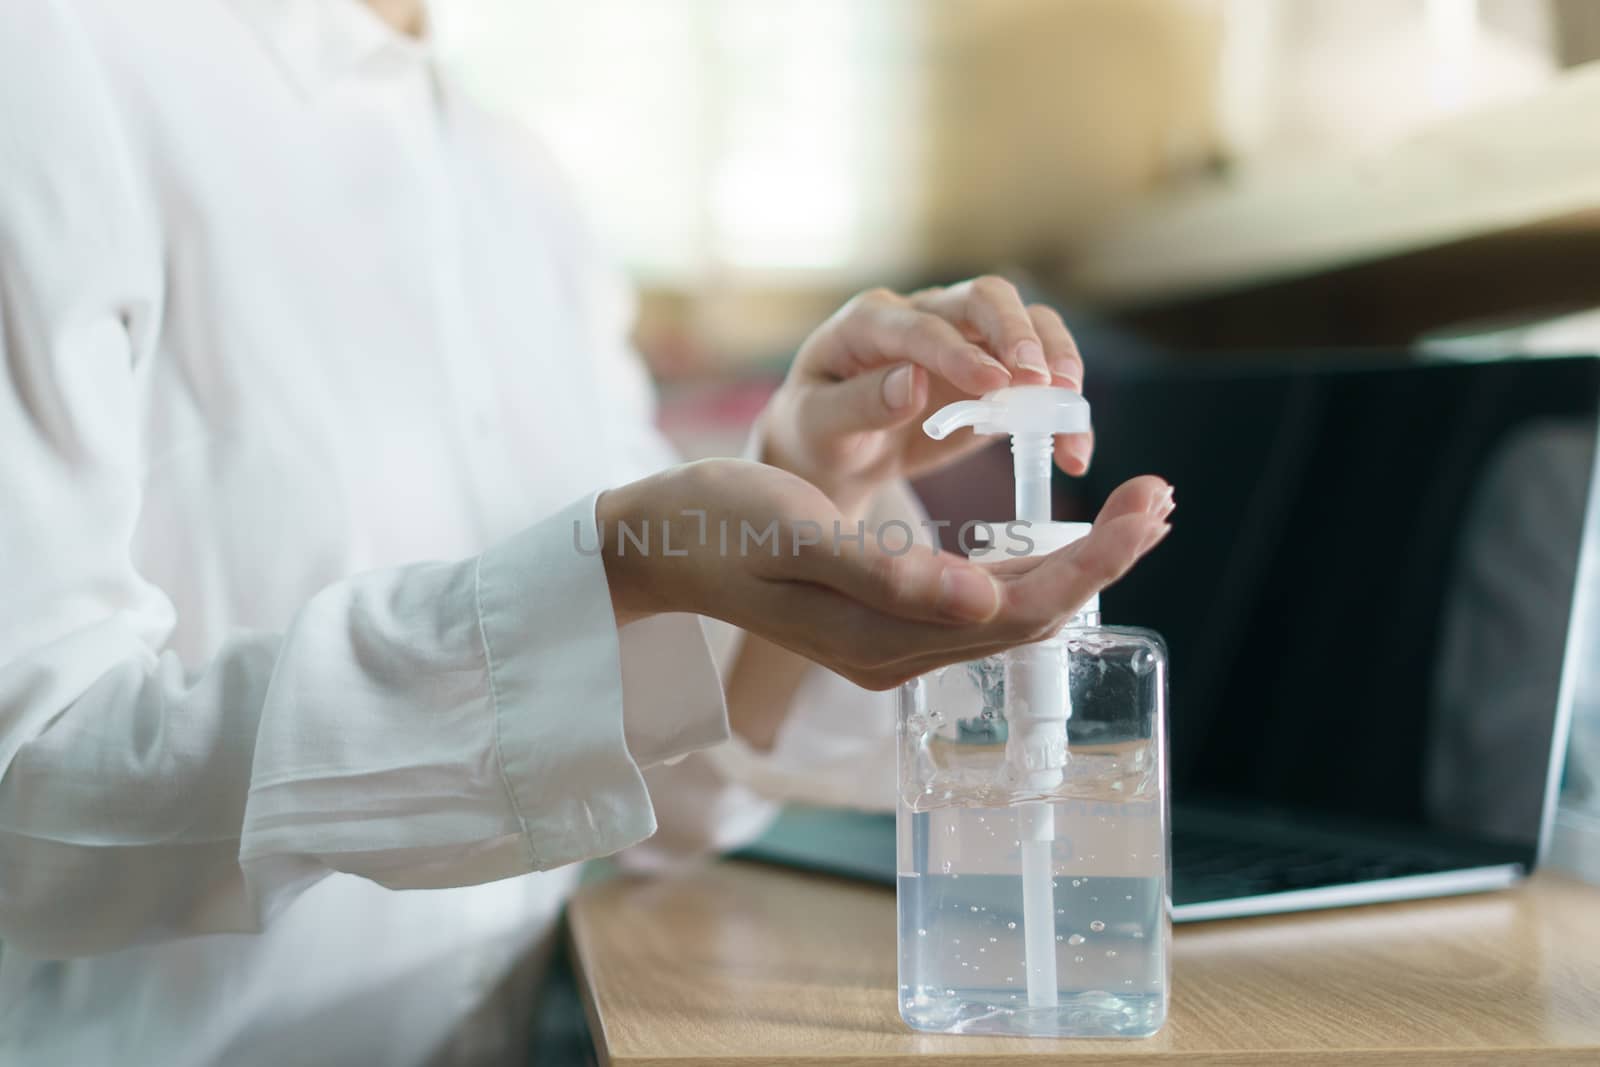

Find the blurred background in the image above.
[
  {"left": 433, "top": 0, "right": 1600, "bottom": 873},
  {"left": 434, "top": 0, "right": 1600, "bottom": 448}
]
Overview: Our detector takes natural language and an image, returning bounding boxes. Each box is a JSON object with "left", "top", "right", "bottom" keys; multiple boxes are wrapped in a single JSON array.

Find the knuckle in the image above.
[
  {"left": 868, "top": 554, "right": 910, "bottom": 605},
  {"left": 1031, "top": 303, "right": 1067, "bottom": 331},
  {"left": 677, "top": 458, "right": 721, "bottom": 497},
  {"left": 906, "top": 314, "right": 950, "bottom": 355},
  {"left": 850, "top": 287, "right": 897, "bottom": 314},
  {"left": 1006, "top": 311, "right": 1037, "bottom": 336},
  {"left": 972, "top": 275, "right": 1018, "bottom": 304},
  {"left": 864, "top": 549, "right": 895, "bottom": 583}
]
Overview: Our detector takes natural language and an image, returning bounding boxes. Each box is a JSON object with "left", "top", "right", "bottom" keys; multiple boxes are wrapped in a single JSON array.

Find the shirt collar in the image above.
[{"left": 229, "top": 0, "right": 435, "bottom": 95}]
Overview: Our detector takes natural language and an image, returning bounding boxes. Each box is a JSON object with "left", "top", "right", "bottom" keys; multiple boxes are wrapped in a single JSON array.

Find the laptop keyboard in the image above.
[
  {"left": 738, "top": 808, "right": 1478, "bottom": 909},
  {"left": 1172, "top": 826, "right": 1457, "bottom": 906}
]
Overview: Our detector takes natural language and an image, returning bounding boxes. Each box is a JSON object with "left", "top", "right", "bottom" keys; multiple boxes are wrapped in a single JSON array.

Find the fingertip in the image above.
[
  {"left": 1112, "top": 512, "right": 1170, "bottom": 560},
  {"left": 1054, "top": 434, "right": 1092, "bottom": 476},
  {"left": 1096, "top": 474, "right": 1169, "bottom": 522},
  {"left": 1013, "top": 340, "right": 1050, "bottom": 382},
  {"left": 1148, "top": 484, "right": 1175, "bottom": 520},
  {"left": 1140, "top": 517, "right": 1173, "bottom": 554},
  {"left": 1028, "top": 304, "right": 1085, "bottom": 391},
  {"left": 959, "top": 346, "right": 1012, "bottom": 393}
]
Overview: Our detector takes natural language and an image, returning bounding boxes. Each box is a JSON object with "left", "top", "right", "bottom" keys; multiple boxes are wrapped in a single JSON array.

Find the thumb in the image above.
[{"left": 799, "top": 362, "right": 927, "bottom": 441}]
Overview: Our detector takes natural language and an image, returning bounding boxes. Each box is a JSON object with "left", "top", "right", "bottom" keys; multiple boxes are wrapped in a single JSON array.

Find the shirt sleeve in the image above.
[
  {"left": 0, "top": 0, "right": 724, "bottom": 959},
  {"left": 535, "top": 143, "right": 907, "bottom": 862},
  {"left": 488, "top": 112, "right": 737, "bottom": 785}
]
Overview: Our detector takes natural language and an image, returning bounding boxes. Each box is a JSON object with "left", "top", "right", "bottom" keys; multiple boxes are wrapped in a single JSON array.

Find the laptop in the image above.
[{"left": 737, "top": 353, "right": 1600, "bottom": 922}]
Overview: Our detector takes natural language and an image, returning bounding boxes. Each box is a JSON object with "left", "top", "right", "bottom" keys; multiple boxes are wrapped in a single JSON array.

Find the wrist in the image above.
[
  {"left": 596, "top": 485, "right": 664, "bottom": 627},
  {"left": 725, "top": 630, "right": 811, "bottom": 752}
]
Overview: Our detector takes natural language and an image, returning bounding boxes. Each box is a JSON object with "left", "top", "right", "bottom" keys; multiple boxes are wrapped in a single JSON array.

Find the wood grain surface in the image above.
[{"left": 568, "top": 861, "right": 1600, "bottom": 1065}]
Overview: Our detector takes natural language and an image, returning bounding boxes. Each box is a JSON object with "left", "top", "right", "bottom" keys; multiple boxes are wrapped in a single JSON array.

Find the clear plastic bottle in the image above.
[
  {"left": 902, "top": 384, "right": 1171, "bottom": 1037},
  {"left": 896, "top": 608, "right": 1170, "bottom": 1037}
]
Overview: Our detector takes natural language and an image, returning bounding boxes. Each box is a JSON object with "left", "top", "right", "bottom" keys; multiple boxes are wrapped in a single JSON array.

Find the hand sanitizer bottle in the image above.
[{"left": 896, "top": 386, "right": 1170, "bottom": 1038}]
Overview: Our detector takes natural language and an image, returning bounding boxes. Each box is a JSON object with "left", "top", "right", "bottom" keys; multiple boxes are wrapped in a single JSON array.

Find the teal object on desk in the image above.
[{"left": 733, "top": 806, "right": 896, "bottom": 884}]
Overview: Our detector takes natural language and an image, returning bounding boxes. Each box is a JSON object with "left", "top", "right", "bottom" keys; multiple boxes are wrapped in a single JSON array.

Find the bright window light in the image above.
[{"left": 435, "top": 0, "right": 918, "bottom": 284}]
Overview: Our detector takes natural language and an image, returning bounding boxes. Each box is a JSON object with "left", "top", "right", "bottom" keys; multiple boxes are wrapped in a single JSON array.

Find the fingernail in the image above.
[
  {"left": 1050, "top": 362, "right": 1082, "bottom": 391},
  {"left": 939, "top": 566, "right": 999, "bottom": 621},
  {"left": 1067, "top": 434, "right": 1094, "bottom": 467},
  {"left": 1148, "top": 486, "right": 1174, "bottom": 517},
  {"left": 977, "top": 353, "right": 1011, "bottom": 378},
  {"left": 1016, "top": 340, "right": 1048, "bottom": 374},
  {"left": 883, "top": 364, "right": 914, "bottom": 410}
]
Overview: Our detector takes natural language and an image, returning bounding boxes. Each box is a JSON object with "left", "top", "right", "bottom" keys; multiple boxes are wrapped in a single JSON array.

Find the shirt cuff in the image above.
[
  {"left": 476, "top": 491, "right": 714, "bottom": 870},
  {"left": 618, "top": 613, "right": 729, "bottom": 768}
]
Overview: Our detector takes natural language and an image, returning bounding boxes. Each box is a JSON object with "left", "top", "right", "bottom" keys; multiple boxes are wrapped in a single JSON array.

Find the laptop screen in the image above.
[{"left": 1063, "top": 354, "right": 1600, "bottom": 871}]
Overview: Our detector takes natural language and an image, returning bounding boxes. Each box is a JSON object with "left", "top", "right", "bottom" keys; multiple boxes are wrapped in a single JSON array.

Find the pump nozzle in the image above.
[{"left": 921, "top": 385, "right": 1090, "bottom": 440}]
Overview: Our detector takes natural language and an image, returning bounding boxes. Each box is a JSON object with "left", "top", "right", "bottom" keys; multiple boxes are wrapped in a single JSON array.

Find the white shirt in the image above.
[{"left": 0, "top": 1, "right": 895, "bottom": 1063}]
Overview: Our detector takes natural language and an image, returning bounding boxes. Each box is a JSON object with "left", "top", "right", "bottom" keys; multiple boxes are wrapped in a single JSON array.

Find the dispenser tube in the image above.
[
  {"left": 1009, "top": 426, "right": 1063, "bottom": 1012},
  {"left": 1007, "top": 629, "right": 1067, "bottom": 1012},
  {"left": 1020, "top": 813, "right": 1059, "bottom": 1007}
]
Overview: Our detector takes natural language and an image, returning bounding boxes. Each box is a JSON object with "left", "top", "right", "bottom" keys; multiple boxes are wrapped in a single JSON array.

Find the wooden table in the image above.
[{"left": 568, "top": 861, "right": 1600, "bottom": 1065}]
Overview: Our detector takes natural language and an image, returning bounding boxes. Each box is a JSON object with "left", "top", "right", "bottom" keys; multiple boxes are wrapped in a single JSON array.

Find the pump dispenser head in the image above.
[
  {"left": 923, "top": 386, "right": 1090, "bottom": 531},
  {"left": 921, "top": 384, "right": 1091, "bottom": 440}
]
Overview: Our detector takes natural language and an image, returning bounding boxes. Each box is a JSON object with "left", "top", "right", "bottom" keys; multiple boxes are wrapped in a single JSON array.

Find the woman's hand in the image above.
[
  {"left": 758, "top": 276, "right": 1095, "bottom": 519},
  {"left": 597, "top": 460, "right": 1170, "bottom": 692}
]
